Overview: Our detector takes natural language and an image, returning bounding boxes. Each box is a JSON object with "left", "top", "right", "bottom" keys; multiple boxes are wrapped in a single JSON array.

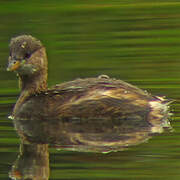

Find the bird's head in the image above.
[{"left": 7, "top": 35, "right": 47, "bottom": 76}]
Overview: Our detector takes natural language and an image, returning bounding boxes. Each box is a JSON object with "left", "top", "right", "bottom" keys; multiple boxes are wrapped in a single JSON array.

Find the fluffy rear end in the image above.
[{"left": 148, "top": 96, "right": 172, "bottom": 133}]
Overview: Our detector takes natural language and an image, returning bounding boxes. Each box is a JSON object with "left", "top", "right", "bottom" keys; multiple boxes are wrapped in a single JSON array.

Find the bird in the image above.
[{"left": 7, "top": 35, "right": 172, "bottom": 153}]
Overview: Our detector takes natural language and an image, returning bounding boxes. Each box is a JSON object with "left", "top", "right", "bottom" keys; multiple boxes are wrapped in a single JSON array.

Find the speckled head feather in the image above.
[{"left": 9, "top": 35, "right": 43, "bottom": 61}]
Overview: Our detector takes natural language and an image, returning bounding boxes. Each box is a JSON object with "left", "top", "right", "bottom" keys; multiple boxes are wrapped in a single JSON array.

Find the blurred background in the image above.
[{"left": 0, "top": 0, "right": 180, "bottom": 179}]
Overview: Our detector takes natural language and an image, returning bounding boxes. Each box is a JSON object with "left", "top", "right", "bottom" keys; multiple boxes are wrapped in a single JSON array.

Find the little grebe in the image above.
[{"left": 7, "top": 35, "right": 171, "bottom": 152}]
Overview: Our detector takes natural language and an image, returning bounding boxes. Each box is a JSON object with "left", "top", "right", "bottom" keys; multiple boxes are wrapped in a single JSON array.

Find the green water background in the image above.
[{"left": 0, "top": 1, "right": 180, "bottom": 179}]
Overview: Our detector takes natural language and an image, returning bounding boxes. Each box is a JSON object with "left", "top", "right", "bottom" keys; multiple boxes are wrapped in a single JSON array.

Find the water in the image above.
[{"left": 0, "top": 1, "right": 180, "bottom": 179}]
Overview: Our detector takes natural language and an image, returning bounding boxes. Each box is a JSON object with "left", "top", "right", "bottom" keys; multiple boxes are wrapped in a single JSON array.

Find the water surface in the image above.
[{"left": 0, "top": 1, "right": 180, "bottom": 179}]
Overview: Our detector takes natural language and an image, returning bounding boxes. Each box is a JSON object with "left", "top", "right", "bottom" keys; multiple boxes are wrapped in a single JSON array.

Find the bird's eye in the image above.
[{"left": 24, "top": 53, "right": 31, "bottom": 59}]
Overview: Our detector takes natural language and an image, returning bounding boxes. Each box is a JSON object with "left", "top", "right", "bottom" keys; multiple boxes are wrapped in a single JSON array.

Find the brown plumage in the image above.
[{"left": 7, "top": 35, "right": 171, "bottom": 153}]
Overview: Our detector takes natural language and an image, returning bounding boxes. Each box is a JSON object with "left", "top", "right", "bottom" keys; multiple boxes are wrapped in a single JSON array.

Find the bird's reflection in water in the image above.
[
  {"left": 10, "top": 143, "right": 49, "bottom": 180},
  {"left": 9, "top": 116, "right": 171, "bottom": 180}
]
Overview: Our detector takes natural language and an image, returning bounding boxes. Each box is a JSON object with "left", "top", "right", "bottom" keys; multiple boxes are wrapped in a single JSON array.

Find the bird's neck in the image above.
[
  {"left": 19, "top": 70, "right": 48, "bottom": 94},
  {"left": 13, "top": 48, "right": 48, "bottom": 115}
]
